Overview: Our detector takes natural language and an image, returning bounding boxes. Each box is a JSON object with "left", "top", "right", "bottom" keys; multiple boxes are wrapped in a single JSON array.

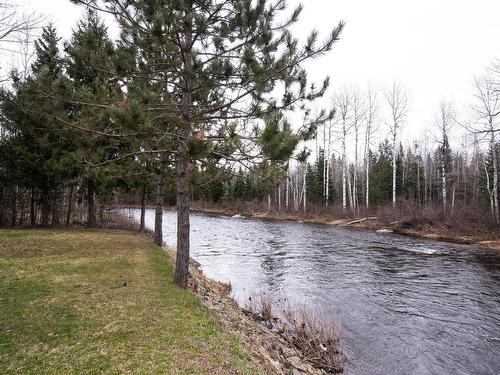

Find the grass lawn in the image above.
[{"left": 0, "top": 229, "right": 266, "bottom": 374}]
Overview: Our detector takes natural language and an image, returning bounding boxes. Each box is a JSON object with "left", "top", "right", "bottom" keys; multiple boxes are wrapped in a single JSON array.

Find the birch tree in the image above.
[
  {"left": 351, "top": 89, "right": 366, "bottom": 216},
  {"left": 384, "top": 82, "right": 409, "bottom": 210},
  {"left": 471, "top": 76, "right": 500, "bottom": 224},
  {"left": 334, "top": 88, "right": 353, "bottom": 213},
  {"left": 364, "top": 85, "right": 379, "bottom": 214},
  {"left": 433, "top": 101, "right": 455, "bottom": 217}
]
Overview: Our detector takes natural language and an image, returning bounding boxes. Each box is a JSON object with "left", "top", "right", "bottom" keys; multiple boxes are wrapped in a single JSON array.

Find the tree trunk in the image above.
[
  {"left": 451, "top": 186, "right": 456, "bottom": 217},
  {"left": 354, "top": 127, "right": 359, "bottom": 216},
  {"left": 19, "top": 193, "right": 25, "bottom": 226},
  {"left": 40, "top": 187, "right": 50, "bottom": 227},
  {"left": 365, "top": 150, "right": 370, "bottom": 214},
  {"left": 174, "top": 7, "right": 194, "bottom": 288},
  {"left": 66, "top": 185, "right": 74, "bottom": 227},
  {"left": 491, "top": 130, "right": 499, "bottom": 225},
  {"left": 154, "top": 169, "right": 165, "bottom": 245},
  {"left": 175, "top": 129, "right": 191, "bottom": 288},
  {"left": 484, "top": 162, "right": 495, "bottom": 220},
  {"left": 30, "top": 186, "right": 36, "bottom": 227},
  {"left": 278, "top": 185, "right": 281, "bottom": 212},
  {"left": 52, "top": 187, "right": 61, "bottom": 226},
  {"left": 441, "top": 160, "right": 447, "bottom": 217},
  {"left": 303, "top": 166, "right": 307, "bottom": 214},
  {"left": 11, "top": 185, "right": 17, "bottom": 227},
  {"left": 392, "top": 133, "right": 397, "bottom": 210},
  {"left": 140, "top": 187, "right": 147, "bottom": 232},
  {"left": 0, "top": 186, "right": 5, "bottom": 226},
  {"left": 326, "top": 158, "right": 330, "bottom": 209},
  {"left": 285, "top": 176, "right": 289, "bottom": 210},
  {"left": 342, "top": 123, "right": 347, "bottom": 212},
  {"left": 87, "top": 179, "right": 97, "bottom": 228}
]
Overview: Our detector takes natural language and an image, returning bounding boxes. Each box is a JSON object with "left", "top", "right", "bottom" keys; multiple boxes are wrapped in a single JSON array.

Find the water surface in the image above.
[{"left": 125, "top": 208, "right": 500, "bottom": 375}]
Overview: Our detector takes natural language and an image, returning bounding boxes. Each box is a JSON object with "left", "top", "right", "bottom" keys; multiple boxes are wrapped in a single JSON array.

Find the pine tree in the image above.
[
  {"left": 71, "top": 0, "right": 343, "bottom": 288},
  {"left": 65, "top": 11, "right": 126, "bottom": 227}
]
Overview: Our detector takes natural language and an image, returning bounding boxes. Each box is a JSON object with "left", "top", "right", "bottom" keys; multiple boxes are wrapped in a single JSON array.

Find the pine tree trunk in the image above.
[
  {"left": 140, "top": 187, "right": 147, "bottom": 232},
  {"left": 87, "top": 179, "right": 97, "bottom": 228},
  {"left": 154, "top": 167, "right": 165, "bottom": 245},
  {"left": 52, "top": 187, "right": 61, "bottom": 226},
  {"left": 40, "top": 186, "right": 50, "bottom": 227},
  {"left": 174, "top": 8, "right": 194, "bottom": 288},
  {"left": 175, "top": 128, "right": 191, "bottom": 288},
  {"left": 11, "top": 185, "right": 17, "bottom": 227},
  {"left": 0, "top": 186, "right": 5, "bottom": 227},
  {"left": 66, "top": 185, "right": 74, "bottom": 227},
  {"left": 19, "top": 192, "right": 25, "bottom": 226},
  {"left": 30, "top": 186, "right": 36, "bottom": 227}
]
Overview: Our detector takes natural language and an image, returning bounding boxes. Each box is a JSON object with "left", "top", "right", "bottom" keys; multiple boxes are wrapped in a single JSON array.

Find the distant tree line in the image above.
[{"left": 189, "top": 74, "right": 500, "bottom": 229}]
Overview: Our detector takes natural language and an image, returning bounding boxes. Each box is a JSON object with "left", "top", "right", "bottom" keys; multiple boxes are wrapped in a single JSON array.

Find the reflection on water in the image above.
[{"left": 125, "top": 209, "right": 500, "bottom": 375}]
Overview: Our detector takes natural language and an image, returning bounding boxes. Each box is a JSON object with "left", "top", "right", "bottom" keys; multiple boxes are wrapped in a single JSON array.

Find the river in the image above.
[{"left": 124, "top": 208, "right": 500, "bottom": 375}]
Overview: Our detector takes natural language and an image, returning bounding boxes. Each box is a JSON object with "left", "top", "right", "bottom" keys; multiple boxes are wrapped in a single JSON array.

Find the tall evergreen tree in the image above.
[{"left": 71, "top": 0, "right": 343, "bottom": 288}]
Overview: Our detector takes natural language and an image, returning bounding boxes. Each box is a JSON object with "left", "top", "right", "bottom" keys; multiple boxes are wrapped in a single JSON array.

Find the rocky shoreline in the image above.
[{"left": 163, "top": 247, "right": 345, "bottom": 375}]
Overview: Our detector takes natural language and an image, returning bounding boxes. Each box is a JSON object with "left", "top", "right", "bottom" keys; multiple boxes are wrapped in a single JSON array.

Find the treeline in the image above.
[
  {"left": 188, "top": 76, "right": 500, "bottom": 228},
  {"left": 0, "top": 1, "right": 343, "bottom": 288}
]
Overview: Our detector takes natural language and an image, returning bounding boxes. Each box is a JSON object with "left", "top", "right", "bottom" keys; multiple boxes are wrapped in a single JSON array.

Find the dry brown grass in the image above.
[{"left": 245, "top": 293, "right": 345, "bottom": 373}]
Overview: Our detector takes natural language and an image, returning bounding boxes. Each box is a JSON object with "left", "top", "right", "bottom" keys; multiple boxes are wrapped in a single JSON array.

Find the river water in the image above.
[{"left": 124, "top": 209, "right": 500, "bottom": 375}]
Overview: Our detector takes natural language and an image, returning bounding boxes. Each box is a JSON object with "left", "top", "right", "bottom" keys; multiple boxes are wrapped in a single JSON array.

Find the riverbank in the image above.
[
  {"left": 0, "top": 228, "right": 343, "bottom": 374},
  {"left": 0, "top": 229, "right": 266, "bottom": 374},
  {"left": 188, "top": 205, "right": 500, "bottom": 250}
]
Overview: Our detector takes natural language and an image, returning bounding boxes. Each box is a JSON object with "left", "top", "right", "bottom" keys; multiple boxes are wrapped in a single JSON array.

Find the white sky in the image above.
[{"left": 3, "top": 0, "right": 500, "bottom": 147}]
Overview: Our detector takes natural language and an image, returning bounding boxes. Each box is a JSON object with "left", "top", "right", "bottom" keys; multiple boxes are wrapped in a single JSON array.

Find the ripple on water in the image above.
[{"left": 122, "top": 209, "right": 500, "bottom": 375}]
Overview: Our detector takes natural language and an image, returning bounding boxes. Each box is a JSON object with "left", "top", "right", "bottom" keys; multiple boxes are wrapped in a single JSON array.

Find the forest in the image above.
[{"left": 1, "top": 0, "right": 500, "bottom": 289}]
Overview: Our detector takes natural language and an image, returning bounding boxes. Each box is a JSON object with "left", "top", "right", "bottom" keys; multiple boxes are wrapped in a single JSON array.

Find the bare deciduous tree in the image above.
[
  {"left": 333, "top": 87, "right": 353, "bottom": 213},
  {"left": 364, "top": 84, "right": 379, "bottom": 214},
  {"left": 433, "top": 101, "right": 455, "bottom": 217},
  {"left": 470, "top": 76, "right": 500, "bottom": 224},
  {"left": 384, "top": 82, "right": 409, "bottom": 210},
  {"left": 351, "top": 89, "right": 366, "bottom": 217}
]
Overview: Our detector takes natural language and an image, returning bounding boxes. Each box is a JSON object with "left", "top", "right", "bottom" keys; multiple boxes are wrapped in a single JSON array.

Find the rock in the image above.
[
  {"left": 281, "top": 346, "right": 296, "bottom": 358},
  {"left": 288, "top": 356, "right": 307, "bottom": 371},
  {"left": 377, "top": 228, "right": 393, "bottom": 233}
]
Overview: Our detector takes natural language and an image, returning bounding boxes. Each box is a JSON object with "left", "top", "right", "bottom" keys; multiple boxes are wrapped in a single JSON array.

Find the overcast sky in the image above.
[{"left": 4, "top": 0, "right": 500, "bottom": 144}]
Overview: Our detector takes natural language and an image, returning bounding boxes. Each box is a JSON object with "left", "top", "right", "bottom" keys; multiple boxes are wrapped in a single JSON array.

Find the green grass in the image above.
[{"left": 0, "top": 229, "right": 266, "bottom": 374}]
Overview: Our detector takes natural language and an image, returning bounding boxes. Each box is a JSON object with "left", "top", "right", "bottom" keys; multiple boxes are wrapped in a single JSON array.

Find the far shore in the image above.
[{"left": 114, "top": 204, "right": 500, "bottom": 251}]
